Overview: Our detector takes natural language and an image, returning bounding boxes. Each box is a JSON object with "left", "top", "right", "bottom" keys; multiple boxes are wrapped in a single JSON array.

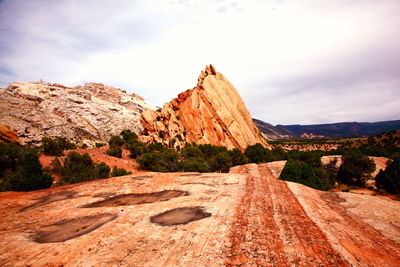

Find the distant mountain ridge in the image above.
[
  {"left": 254, "top": 119, "right": 400, "bottom": 139},
  {"left": 252, "top": 119, "right": 295, "bottom": 139}
]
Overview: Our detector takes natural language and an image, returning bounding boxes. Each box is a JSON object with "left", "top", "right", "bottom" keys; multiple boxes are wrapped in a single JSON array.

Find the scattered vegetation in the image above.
[
  {"left": 57, "top": 152, "right": 110, "bottom": 184},
  {"left": 95, "top": 142, "right": 106, "bottom": 148},
  {"left": 106, "top": 145, "right": 122, "bottom": 158},
  {"left": 279, "top": 150, "right": 336, "bottom": 191},
  {"left": 0, "top": 143, "right": 52, "bottom": 191},
  {"left": 337, "top": 151, "right": 375, "bottom": 186},
  {"left": 111, "top": 166, "right": 132, "bottom": 177},
  {"left": 375, "top": 157, "right": 400, "bottom": 194},
  {"left": 41, "top": 137, "right": 76, "bottom": 156}
]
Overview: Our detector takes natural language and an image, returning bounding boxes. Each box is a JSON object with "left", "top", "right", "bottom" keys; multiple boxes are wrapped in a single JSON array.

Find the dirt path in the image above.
[{"left": 226, "top": 164, "right": 347, "bottom": 266}]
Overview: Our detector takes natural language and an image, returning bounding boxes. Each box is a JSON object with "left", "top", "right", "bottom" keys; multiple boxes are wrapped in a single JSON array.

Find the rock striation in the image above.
[
  {"left": 0, "top": 81, "right": 154, "bottom": 146},
  {"left": 0, "top": 123, "right": 22, "bottom": 144},
  {"left": 141, "top": 65, "right": 269, "bottom": 151}
]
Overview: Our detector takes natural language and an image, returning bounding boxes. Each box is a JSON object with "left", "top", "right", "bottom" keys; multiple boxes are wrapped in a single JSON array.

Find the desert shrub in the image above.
[
  {"left": 95, "top": 142, "right": 106, "bottom": 148},
  {"left": 287, "top": 150, "right": 325, "bottom": 166},
  {"left": 181, "top": 157, "right": 209, "bottom": 172},
  {"left": 108, "top": 135, "right": 125, "bottom": 147},
  {"left": 245, "top": 143, "right": 267, "bottom": 163},
  {"left": 111, "top": 166, "right": 132, "bottom": 177},
  {"left": 228, "top": 148, "right": 248, "bottom": 166},
  {"left": 181, "top": 144, "right": 203, "bottom": 159},
  {"left": 337, "top": 151, "right": 375, "bottom": 186},
  {"left": 106, "top": 145, "right": 122, "bottom": 158},
  {"left": 271, "top": 147, "right": 287, "bottom": 161},
  {"left": 280, "top": 161, "right": 328, "bottom": 190},
  {"left": 158, "top": 131, "right": 165, "bottom": 139},
  {"left": 0, "top": 144, "right": 52, "bottom": 191},
  {"left": 94, "top": 162, "right": 111, "bottom": 179},
  {"left": 198, "top": 144, "right": 227, "bottom": 158},
  {"left": 127, "top": 141, "right": 147, "bottom": 158},
  {"left": 147, "top": 142, "right": 166, "bottom": 152},
  {"left": 376, "top": 158, "right": 400, "bottom": 194},
  {"left": 41, "top": 137, "right": 76, "bottom": 156},
  {"left": 120, "top": 130, "right": 138, "bottom": 144},
  {"left": 208, "top": 152, "right": 233, "bottom": 173},
  {"left": 60, "top": 152, "right": 110, "bottom": 184},
  {"left": 137, "top": 149, "right": 179, "bottom": 172}
]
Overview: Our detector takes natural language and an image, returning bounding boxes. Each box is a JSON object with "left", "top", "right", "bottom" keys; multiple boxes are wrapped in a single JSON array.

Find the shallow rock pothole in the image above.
[
  {"left": 150, "top": 206, "right": 211, "bottom": 226},
  {"left": 82, "top": 190, "right": 189, "bottom": 208},
  {"left": 20, "top": 191, "right": 80, "bottom": 212},
  {"left": 33, "top": 213, "right": 117, "bottom": 243}
]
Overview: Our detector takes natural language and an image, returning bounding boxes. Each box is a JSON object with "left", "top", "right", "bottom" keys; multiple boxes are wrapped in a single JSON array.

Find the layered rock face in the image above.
[
  {"left": 141, "top": 65, "right": 268, "bottom": 151},
  {"left": 0, "top": 81, "right": 154, "bottom": 146},
  {"left": 0, "top": 123, "right": 22, "bottom": 144}
]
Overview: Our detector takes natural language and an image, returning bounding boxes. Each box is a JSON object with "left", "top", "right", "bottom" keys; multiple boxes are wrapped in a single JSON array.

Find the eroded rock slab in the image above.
[{"left": 0, "top": 164, "right": 399, "bottom": 266}]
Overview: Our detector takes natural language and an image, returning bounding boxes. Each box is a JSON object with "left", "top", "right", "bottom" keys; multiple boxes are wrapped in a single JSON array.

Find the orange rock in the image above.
[
  {"left": 141, "top": 65, "right": 269, "bottom": 151},
  {"left": 0, "top": 123, "right": 22, "bottom": 144}
]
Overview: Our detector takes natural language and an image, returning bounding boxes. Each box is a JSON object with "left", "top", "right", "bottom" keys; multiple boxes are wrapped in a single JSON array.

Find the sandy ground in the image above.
[{"left": 0, "top": 162, "right": 399, "bottom": 266}]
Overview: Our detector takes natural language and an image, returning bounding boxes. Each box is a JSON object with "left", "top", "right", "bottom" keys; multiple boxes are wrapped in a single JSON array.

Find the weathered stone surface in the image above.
[
  {"left": 0, "top": 81, "right": 155, "bottom": 146},
  {"left": 141, "top": 65, "right": 269, "bottom": 151},
  {"left": 1, "top": 162, "right": 399, "bottom": 266},
  {"left": 0, "top": 123, "right": 22, "bottom": 144}
]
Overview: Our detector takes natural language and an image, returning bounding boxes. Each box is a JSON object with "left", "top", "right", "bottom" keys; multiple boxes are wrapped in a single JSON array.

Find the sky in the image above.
[{"left": 0, "top": 0, "right": 399, "bottom": 125}]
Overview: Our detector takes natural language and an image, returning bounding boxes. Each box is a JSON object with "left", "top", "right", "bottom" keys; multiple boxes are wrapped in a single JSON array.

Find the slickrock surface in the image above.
[
  {"left": 141, "top": 65, "right": 268, "bottom": 151},
  {"left": 0, "top": 81, "right": 154, "bottom": 146},
  {"left": 1, "top": 162, "right": 399, "bottom": 266},
  {"left": 0, "top": 123, "right": 22, "bottom": 144}
]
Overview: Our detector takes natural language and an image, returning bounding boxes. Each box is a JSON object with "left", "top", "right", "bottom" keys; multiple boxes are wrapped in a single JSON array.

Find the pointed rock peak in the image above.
[
  {"left": 197, "top": 64, "right": 217, "bottom": 86},
  {"left": 141, "top": 66, "right": 269, "bottom": 151}
]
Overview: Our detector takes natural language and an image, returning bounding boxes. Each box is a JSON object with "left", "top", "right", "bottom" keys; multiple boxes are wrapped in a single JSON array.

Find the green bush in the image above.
[
  {"left": 280, "top": 161, "right": 328, "bottom": 190},
  {"left": 245, "top": 143, "right": 267, "bottom": 163},
  {"left": 108, "top": 135, "right": 125, "bottom": 147},
  {"left": 128, "top": 141, "right": 147, "bottom": 158},
  {"left": 137, "top": 149, "right": 179, "bottom": 172},
  {"left": 181, "top": 144, "right": 203, "bottom": 159},
  {"left": 106, "top": 145, "right": 122, "bottom": 158},
  {"left": 120, "top": 130, "right": 138, "bottom": 144},
  {"left": 181, "top": 157, "right": 209, "bottom": 172},
  {"left": 41, "top": 137, "right": 76, "bottom": 156},
  {"left": 147, "top": 142, "right": 166, "bottom": 152},
  {"left": 208, "top": 152, "right": 233, "bottom": 173},
  {"left": 338, "top": 151, "right": 375, "bottom": 186},
  {"left": 376, "top": 158, "right": 400, "bottom": 194},
  {"left": 198, "top": 144, "right": 227, "bottom": 158},
  {"left": 228, "top": 148, "right": 248, "bottom": 166},
  {"left": 0, "top": 144, "right": 53, "bottom": 191},
  {"left": 111, "top": 166, "right": 132, "bottom": 177},
  {"left": 95, "top": 142, "right": 106, "bottom": 148},
  {"left": 60, "top": 152, "right": 110, "bottom": 184}
]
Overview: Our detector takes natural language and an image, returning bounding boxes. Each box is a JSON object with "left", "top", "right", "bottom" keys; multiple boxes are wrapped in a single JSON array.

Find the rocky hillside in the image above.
[
  {"left": 253, "top": 118, "right": 295, "bottom": 140},
  {"left": 141, "top": 65, "right": 268, "bottom": 151},
  {"left": 0, "top": 81, "right": 154, "bottom": 146}
]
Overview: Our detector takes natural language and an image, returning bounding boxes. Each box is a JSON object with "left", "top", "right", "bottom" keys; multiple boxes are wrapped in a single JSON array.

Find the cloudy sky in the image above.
[{"left": 0, "top": 0, "right": 399, "bottom": 125}]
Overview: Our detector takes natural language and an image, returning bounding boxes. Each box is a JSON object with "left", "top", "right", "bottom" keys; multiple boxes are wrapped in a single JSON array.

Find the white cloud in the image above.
[{"left": 0, "top": 0, "right": 399, "bottom": 124}]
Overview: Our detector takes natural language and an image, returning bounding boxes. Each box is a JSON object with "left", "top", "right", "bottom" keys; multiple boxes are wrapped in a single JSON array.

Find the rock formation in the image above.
[
  {"left": 1, "top": 162, "right": 400, "bottom": 266},
  {"left": 141, "top": 65, "right": 269, "bottom": 151},
  {"left": 0, "top": 81, "right": 155, "bottom": 146},
  {"left": 0, "top": 123, "right": 22, "bottom": 144}
]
